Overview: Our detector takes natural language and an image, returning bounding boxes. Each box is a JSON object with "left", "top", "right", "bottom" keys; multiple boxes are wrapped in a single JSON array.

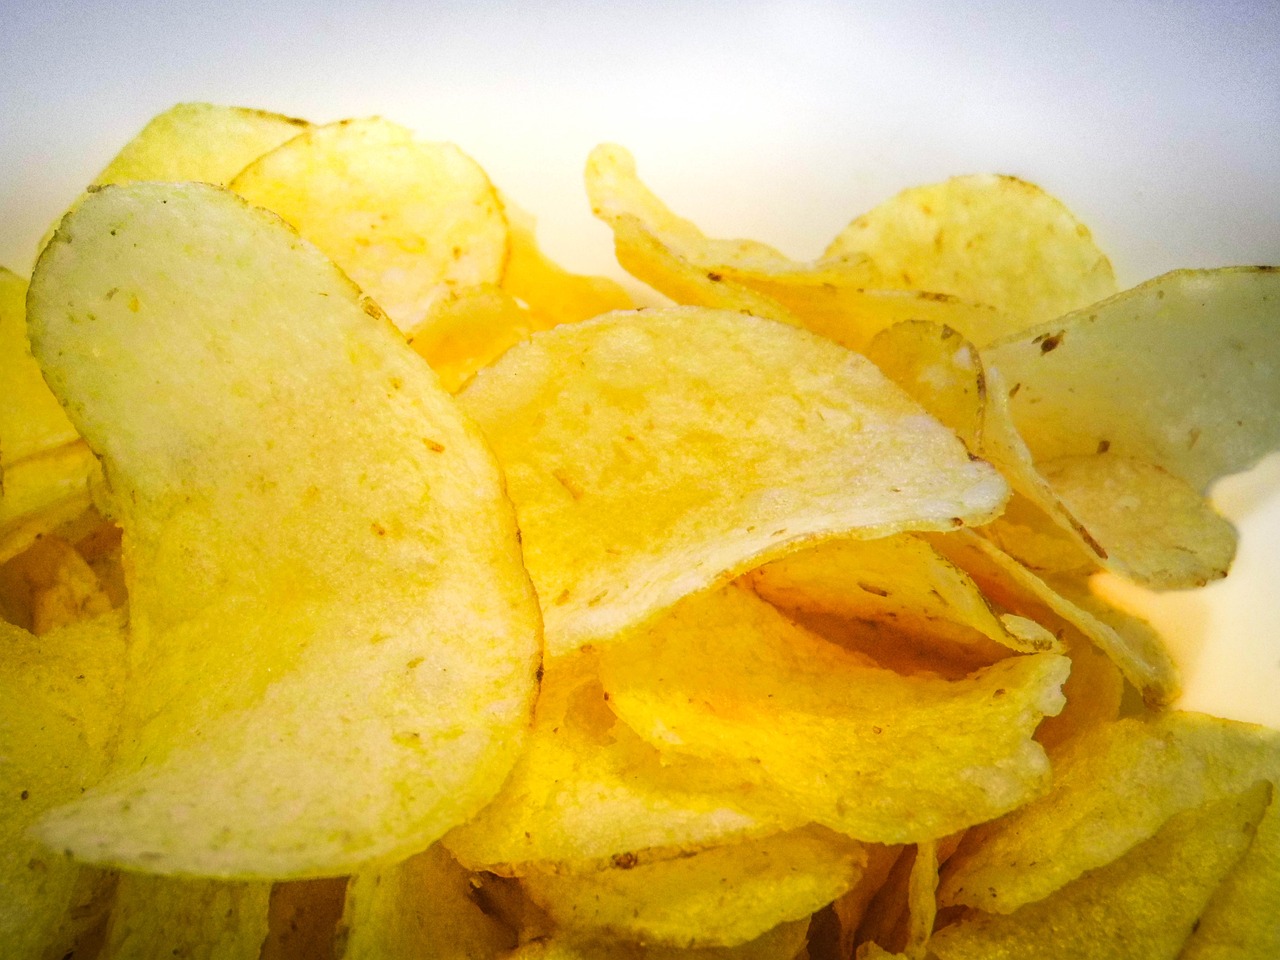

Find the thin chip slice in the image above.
[
  {"left": 521, "top": 827, "right": 864, "bottom": 949},
  {"left": 929, "top": 782, "right": 1271, "bottom": 960},
  {"left": 863, "top": 320, "right": 985, "bottom": 451},
  {"left": 937, "top": 711, "right": 1280, "bottom": 913},
  {"left": 232, "top": 117, "right": 508, "bottom": 333},
  {"left": 408, "top": 284, "right": 537, "bottom": 392},
  {"left": 0, "top": 613, "right": 127, "bottom": 960},
  {"left": 92, "top": 102, "right": 310, "bottom": 188},
  {"left": 1038, "top": 453, "right": 1238, "bottom": 588},
  {"left": 0, "top": 441, "right": 100, "bottom": 563},
  {"left": 458, "top": 306, "right": 1008, "bottom": 657},
  {"left": 748, "top": 534, "right": 1059, "bottom": 660},
  {"left": 598, "top": 585, "right": 1068, "bottom": 843},
  {"left": 335, "top": 844, "right": 515, "bottom": 960},
  {"left": 822, "top": 173, "right": 1116, "bottom": 330},
  {"left": 27, "top": 181, "right": 541, "bottom": 877},
  {"left": 444, "top": 650, "right": 796, "bottom": 873},
  {"left": 926, "top": 529, "right": 1179, "bottom": 705},
  {"left": 99, "top": 875, "right": 271, "bottom": 960},
  {"left": 984, "top": 267, "right": 1280, "bottom": 491},
  {"left": 505, "top": 919, "right": 811, "bottom": 960}
]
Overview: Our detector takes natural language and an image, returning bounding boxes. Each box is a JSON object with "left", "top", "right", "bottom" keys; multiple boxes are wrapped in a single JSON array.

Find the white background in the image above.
[{"left": 3, "top": 0, "right": 1279, "bottom": 725}]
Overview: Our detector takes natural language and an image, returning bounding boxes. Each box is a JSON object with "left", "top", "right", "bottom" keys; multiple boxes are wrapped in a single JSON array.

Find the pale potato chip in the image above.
[
  {"left": 937, "top": 711, "right": 1280, "bottom": 913},
  {"left": 521, "top": 827, "right": 863, "bottom": 948},
  {"left": 335, "top": 844, "right": 515, "bottom": 960},
  {"left": 444, "top": 650, "right": 795, "bottom": 873},
  {"left": 822, "top": 173, "right": 1116, "bottom": 330},
  {"left": 1039, "top": 453, "right": 1238, "bottom": 587},
  {"left": 99, "top": 874, "right": 271, "bottom": 960},
  {"left": 984, "top": 267, "right": 1280, "bottom": 491},
  {"left": 92, "top": 102, "right": 309, "bottom": 189},
  {"left": 27, "top": 181, "right": 541, "bottom": 877},
  {"left": 232, "top": 117, "right": 508, "bottom": 333},
  {"left": 598, "top": 585, "right": 1068, "bottom": 843},
  {"left": 929, "top": 782, "right": 1270, "bottom": 960},
  {"left": 458, "top": 306, "right": 1008, "bottom": 657},
  {"left": 0, "top": 613, "right": 127, "bottom": 960}
]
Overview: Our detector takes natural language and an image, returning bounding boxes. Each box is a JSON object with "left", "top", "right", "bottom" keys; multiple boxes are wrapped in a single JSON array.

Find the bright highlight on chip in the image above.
[{"left": 1, "top": 103, "right": 1277, "bottom": 959}]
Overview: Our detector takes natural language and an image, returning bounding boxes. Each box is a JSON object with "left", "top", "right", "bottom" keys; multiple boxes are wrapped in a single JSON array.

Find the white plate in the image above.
[{"left": 3, "top": 1, "right": 1277, "bottom": 726}]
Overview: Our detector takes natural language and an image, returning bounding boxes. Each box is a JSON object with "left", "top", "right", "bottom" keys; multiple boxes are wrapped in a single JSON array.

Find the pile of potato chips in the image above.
[{"left": 2, "top": 103, "right": 1277, "bottom": 959}]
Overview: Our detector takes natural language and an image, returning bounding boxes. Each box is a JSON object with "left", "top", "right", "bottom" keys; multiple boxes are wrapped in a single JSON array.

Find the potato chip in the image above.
[
  {"left": 27, "top": 182, "right": 541, "bottom": 877},
  {"left": 984, "top": 267, "right": 1280, "bottom": 491},
  {"left": 929, "top": 782, "right": 1270, "bottom": 960},
  {"left": 92, "top": 101, "right": 309, "bottom": 189},
  {"left": 822, "top": 173, "right": 1117, "bottom": 330},
  {"left": 830, "top": 846, "right": 904, "bottom": 960},
  {"left": 458, "top": 305, "right": 1008, "bottom": 657},
  {"left": 1180, "top": 783, "right": 1280, "bottom": 960},
  {"left": 937, "top": 711, "right": 1280, "bottom": 913},
  {"left": 444, "top": 650, "right": 795, "bottom": 873},
  {"left": 231, "top": 117, "right": 508, "bottom": 333},
  {"left": 926, "top": 529, "right": 1179, "bottom": 705},
  {"left": 748, "top": 534, "right": 1059, "bottom": 662},
  {"left": 598, "top": 585, "right": 1068, "bottom": 843},
  {"left": 505, "top": 919, "right": 811, "bottom": 960},
  {"left": 408, "top": 283, "right": 537, "bottom": 392},
  {"left": 335, "top": 844, "right": 515, "bottom": 960},
  {"left": 261, "top": 878, "right": 349, "bottom": 960},
  {"left": 99, "top": 874, "right": 271, "bottom": 960},
  {"left": 0, "top": 613, "right": 126, "bottom": 960},
  {"left": 521, "top": 827, "right": 863, "bottom": 949}
]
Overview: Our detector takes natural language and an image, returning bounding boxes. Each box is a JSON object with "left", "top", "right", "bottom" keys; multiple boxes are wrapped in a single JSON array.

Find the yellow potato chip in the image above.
[
  {"left": 92, "top": 101, "right": 309, "bottom": 189},
  {"left": 748, "top": 534, "right": 1059, "bottom": 662},
  {"left": 27, "top": 181, "right": 541, "bottom": 877},
  {"left": 458, "top": 305, "right": 1008, "bottom": 657},
  {"left": 99, "top": 874, "right": 271, "bottom": 960},
  {"left": 444, "top": 650, "right": 795, "bottom": 873},
  {"left": 938, "top": 711, "right": 1280, "bottom": 913},
  {"left": 0, "top": 613, "right": 126, "bottom": 960},
  {"left": 335, "top": 844, "right": 515, "bottom": 960},
  {"left": 504, "top": 919, "right": 811, "bottom": 960},
  {"left": 232, "top": 117, "right": 508, "bottom": 333},
  {"left": 929, "top": 782, "right": 1270, "bottom": 960},
  {"left": 521, "top": 827, "right": 862, "bottom": 949},
  {"left": 598, "top": 585, "right": 1068, "bottom": 843},
  {"left": 408, "top": 283, "right": 536, "bottom": 392},
  {"left": 822, "top": 173, "right": 1117, "bottom": 330}
]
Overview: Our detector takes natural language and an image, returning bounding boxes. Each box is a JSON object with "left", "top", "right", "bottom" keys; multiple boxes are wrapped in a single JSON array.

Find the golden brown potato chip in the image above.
[
  {"left": 444, "top": 650, "right": 795, "bottom": 873},
  {"left": 459, "top": 306, "right": 1008, "bottom": 657},
  {"left": 598, "top": 585, "right": 1068, "bottom": 843},
  {"left": 232, "top": 117, "right": 508, "bottom": 333},
  {"left": 27, "top": 181, "right": 541, "bottom": 877},
  {"left": 938, "top": 711, "right": 1280, "bottom": 913},
  {"left": 521, "top": 827, "right": 863, "bottom": 948},
  {"left": 99, "top": 875, "right": 271, "bottom": 960},
  {"left": 335, "top": 844, "right": 515, "bottom": 960},
  {"left": 0, "top": 613, "right": 126, "bottom": 960},
  {"left": 822, "top": 174, "right": 1116, "bottom": 330},
  {"left": 929, "top": 782, "right": 1271, "bottom": 960}
]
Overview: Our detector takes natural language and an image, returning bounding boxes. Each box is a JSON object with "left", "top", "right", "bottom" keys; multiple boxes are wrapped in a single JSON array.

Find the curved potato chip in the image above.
[
  {"left": 232, "top": 117, "right": 508, "bottom": 333},
  {"left": 937, "top": 711, "right": 1280, "bottom": 913},
  {"left": 521, "top": 827, "right": 865, "bottom": 948},
  {"left": 444, "top": 650, "right": 793, "bottom": 873},
  {"left": 984, "top": 267, "right": 1280, "bottom": 491},
  {"left": 505, "top": 920, "right": 811, "bottom": 960},
  {"left": 100, "top": 875, "right": 271, "bottom": 960},
  {"left": 598, "top": 585, "right": 1068, "bottom": 843},
  {"left": 458, "top": 306, "right": 1008, "bottom": 656},
  {"left": 27, "top": 181, "right": 541, "bottom": 877},
  {"left": 930, "top": 783, "right": 1270, "bottom": 960},
  {"left": 408, "top": 284, "right": 536, "bottom": 392},
  {"left": 823, "top": 173, "right": 1116, "bottom": 330}
]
